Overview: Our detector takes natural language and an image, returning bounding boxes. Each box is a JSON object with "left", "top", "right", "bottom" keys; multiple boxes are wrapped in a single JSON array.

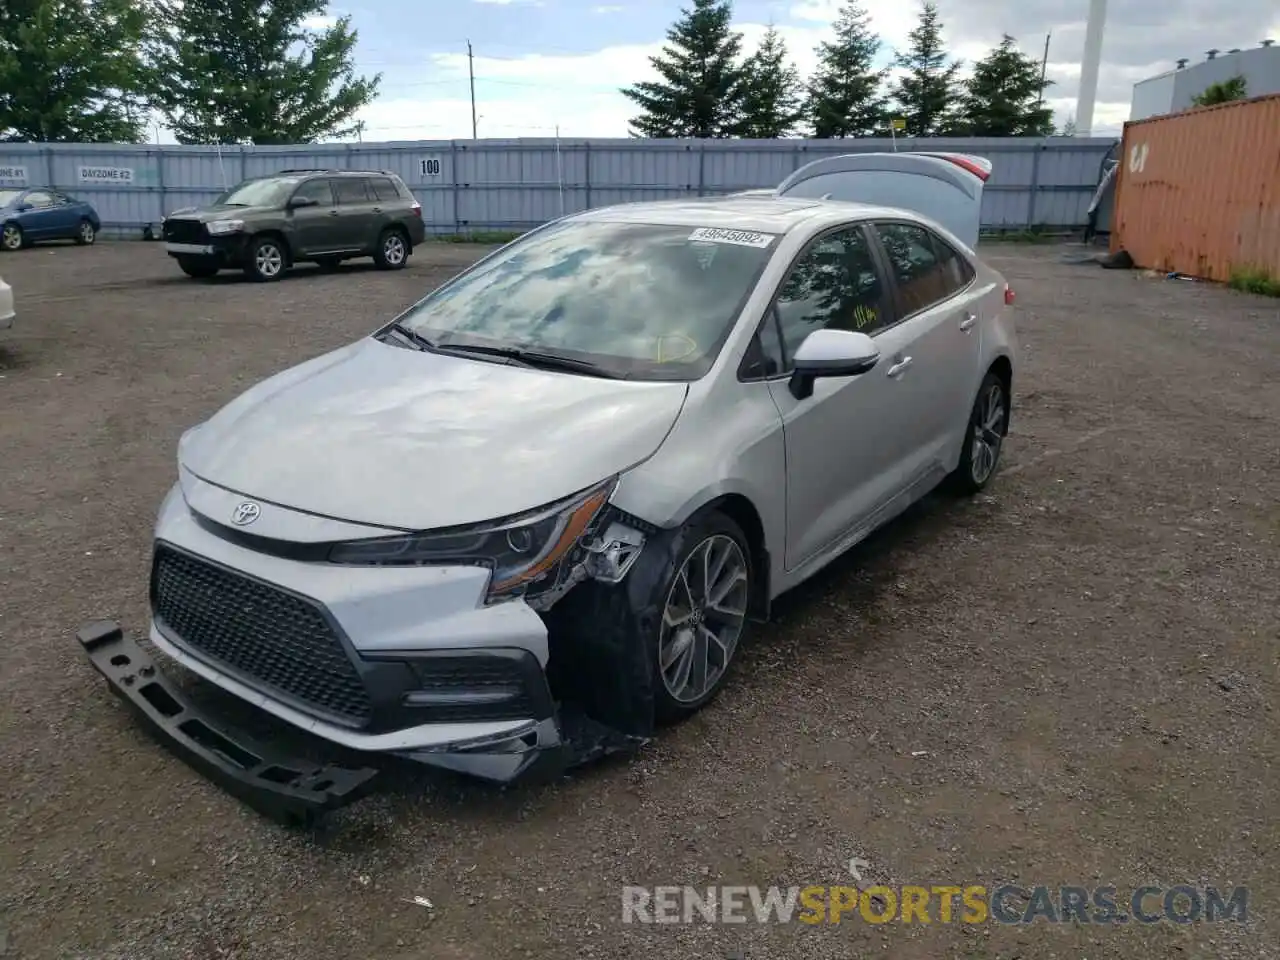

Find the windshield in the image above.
[
  {"left": 393, "top": 220, "right": 777, "bottom": 380},
  {"left": 0, "top": 190, "right": 21, "bottom": 206},
  {"left": 213, "top": 176, "right": 300, "bottom": 208}
]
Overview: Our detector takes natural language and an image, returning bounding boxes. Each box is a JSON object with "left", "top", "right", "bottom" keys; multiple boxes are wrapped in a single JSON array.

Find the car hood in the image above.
[
  {"left": 166, "top": 204, "right": 276, "bottom": 221},
  {"left": 179, "top": 338, "right": 689, "bottom": 530}
]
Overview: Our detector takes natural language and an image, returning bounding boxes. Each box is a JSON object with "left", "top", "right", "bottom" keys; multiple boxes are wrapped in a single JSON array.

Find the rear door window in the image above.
[
  {"left": 25, "top": 190, "right": 53, "bottom": 207},
  {"left": 873, "top": 221, "right": 969, "bottom": 316},
  {"left": 333, "top": 178, "right": 371, "bottom": 205}
]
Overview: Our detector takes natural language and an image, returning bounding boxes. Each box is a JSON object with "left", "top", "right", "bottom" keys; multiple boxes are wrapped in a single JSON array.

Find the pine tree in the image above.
[
  {"left": 620, "top": 0, "right": 747, "bottom": 138},
  {"left": 0, "top": 0, "right": 148, "bottom": 142},
  {"left": 889, "top": 1, "right": 962, "bottom": 137},
  {"left": 736, "top": 26, "right": 805, "bottom": 137},
  {"left": 951, "top": 35, "right": 1053, "bottom": 136},
  {"left": 1059, "top": 115, "right": 1078, "bottom": 136},
  {"left": 806, "top": 0, "right": 889, "bottom": 138},
  {"left": 145, "top": 0, "right": 380, "bottom": 144}
]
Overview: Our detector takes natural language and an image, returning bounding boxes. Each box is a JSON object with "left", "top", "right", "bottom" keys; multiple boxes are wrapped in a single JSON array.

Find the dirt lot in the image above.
[{"left": 1, "top": 240, "right": 1277, "bottom": 960}]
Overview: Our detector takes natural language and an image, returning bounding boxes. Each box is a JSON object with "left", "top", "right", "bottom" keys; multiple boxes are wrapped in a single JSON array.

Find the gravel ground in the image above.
[{"left": 1, "top": 240, "right": 1277, "bottom": 960}]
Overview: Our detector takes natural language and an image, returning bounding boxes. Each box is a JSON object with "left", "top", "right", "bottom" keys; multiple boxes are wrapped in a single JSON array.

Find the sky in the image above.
[{"left": 240, "top": 0, "right": 1280, "bottom": 142}]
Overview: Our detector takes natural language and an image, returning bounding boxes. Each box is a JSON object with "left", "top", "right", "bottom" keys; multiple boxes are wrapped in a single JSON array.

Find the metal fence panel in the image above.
[{"left": 0, "top": 136, "right": 1117, "bottom": 238}]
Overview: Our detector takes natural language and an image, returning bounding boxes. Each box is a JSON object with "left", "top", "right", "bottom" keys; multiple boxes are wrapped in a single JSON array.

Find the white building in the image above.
[{"left": 1129, "top": 41, "right": 1280, "bottom": 121}]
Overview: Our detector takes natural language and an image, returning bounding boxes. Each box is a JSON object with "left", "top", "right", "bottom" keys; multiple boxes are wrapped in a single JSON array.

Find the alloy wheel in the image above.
[
  {"left": 1, "top": 225, "right": 19, "bottom": 250},
  {"left": 658, "top": 534, "right": 750, "bottom": 704},
  {"left": 383, "top": 233, "right": 406, "bottom": 265},
  {"left": 255, "top": 243, "right": 283, "bottom": 278},
  {"left": 79, "top": 221, "right": 95, "bottom": 243},
  {"left": 970, "top": 381, "right": 1006, "bottom": 485}
]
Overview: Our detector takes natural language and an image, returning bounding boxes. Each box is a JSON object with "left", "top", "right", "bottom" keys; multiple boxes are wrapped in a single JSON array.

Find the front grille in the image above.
[
  {"left": 151, "top": 545, "right": 373, "bottom": 725},
  {"left": 406, "top": 656, "right": 538, "bottom": 723},
  {"left": 163, "top": 218, "right": 210, "bottom": 244}
]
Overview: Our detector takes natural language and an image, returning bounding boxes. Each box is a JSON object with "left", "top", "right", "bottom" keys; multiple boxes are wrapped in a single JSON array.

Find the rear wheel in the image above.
[
  {"left": 177, "top": 256, "right": 219, "bottom": 278},
  {"left": 1, "top": 223, "right": 22, "bottom": 251},
  {"left": 75, "top": 219, "right": 96, "bottom": 245},
  {"left": 947, "top": 371, "right": 1009, "bottom": 495},
  {"left": 244, "top": 236, "right": 287, "bottom": 282},
  {"left": 373, "top": 228, "right": 408, "bottom": 270}
]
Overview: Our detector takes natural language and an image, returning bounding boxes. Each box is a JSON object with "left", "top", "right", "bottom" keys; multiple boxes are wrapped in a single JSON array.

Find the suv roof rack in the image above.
[{"left": 275, "top": 168, "right": 401, "bottom": 176}]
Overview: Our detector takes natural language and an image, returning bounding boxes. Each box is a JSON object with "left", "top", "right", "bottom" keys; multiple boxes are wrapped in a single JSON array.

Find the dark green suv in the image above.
[{"left": 161, "top": 169, "right": 427, "bottom": 281}]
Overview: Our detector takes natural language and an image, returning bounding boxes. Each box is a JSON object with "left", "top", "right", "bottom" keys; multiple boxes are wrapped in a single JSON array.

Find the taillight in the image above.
[
  {"left": 1004, "top": 284, "right": 1015, "bottom": 306},
  {"left": 411, "top": 201, "right": 422, "bottom": 219}
]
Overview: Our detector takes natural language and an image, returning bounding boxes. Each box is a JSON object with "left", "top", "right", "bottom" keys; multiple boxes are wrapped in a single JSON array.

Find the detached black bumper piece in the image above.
[{"left": 77, "top": 620, "right": 378, "bottom": 828}]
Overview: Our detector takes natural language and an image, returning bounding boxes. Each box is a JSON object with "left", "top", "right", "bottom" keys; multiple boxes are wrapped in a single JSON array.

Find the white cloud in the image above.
[{"left": 351, "top": 1, "right": 1134, "bottom": 141}]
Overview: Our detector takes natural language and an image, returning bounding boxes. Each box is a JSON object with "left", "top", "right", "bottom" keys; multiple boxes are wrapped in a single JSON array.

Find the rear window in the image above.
[
  {"left": 368, "top": 177, "right": 402, "bottom": 202},
  {"left": 0, "top": 190, "right": 23, "bottom": 205},
  {"left": 874, "top": 221, "right": 969, "bottom": 315}
]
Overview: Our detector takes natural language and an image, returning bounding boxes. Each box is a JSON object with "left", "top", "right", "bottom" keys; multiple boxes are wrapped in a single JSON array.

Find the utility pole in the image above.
[
  {"left": 1076, "top": 0, "right": 1108, "bottom": 136},
  {"left": 467, "top": 40, "right": 478, "bottom": 139},
  {"left": 1037, "top": 32, "right": 1051, "bottom": 111}
]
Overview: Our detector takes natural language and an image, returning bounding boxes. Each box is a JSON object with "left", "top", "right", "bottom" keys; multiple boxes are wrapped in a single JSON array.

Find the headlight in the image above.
[
  {"left": 206, "top": 219, "right": 245, "bottom": 235},
  {"left": 327, "top": 479, "right": 616, "bottom": 602}
]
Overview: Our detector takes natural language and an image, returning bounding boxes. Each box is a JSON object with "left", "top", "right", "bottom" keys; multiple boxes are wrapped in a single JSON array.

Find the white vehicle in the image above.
[
  {"left": 0, "top": 274, "right": 13, "bottom": 330},
  {"left": 79, "top": 153, "right": 1017, "bottom": 823}
]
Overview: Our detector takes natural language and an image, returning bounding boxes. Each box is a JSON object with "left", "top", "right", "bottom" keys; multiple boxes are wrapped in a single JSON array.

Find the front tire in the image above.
[
  {"left": 373, "top": 228, "right": 408, "bottom": 270},
  {"left": 1, "top": 223, "right": 22, "bottom": 251},
  {"left": 244, "top": 235, "right": 287, "bottom": 282},
  {"left": 75, "top": 219, "right": 96, "bottom": 245},
  {"left": 177, "top": 256, "right": 219, "bottom": 278},
  {"left": 544, "top": 509, "right": 754, "bottom": 734},
  {"left": 947, "top": 371, "right": 1009, "bottom": 495}
]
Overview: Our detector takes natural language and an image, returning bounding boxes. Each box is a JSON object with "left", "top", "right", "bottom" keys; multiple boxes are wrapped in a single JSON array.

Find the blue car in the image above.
[{"left": 0, "top": 187, "right": 101, "bottom": 251}]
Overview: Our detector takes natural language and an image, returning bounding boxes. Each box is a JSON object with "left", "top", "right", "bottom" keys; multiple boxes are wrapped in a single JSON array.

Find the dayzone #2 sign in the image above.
[
  {"left": 78, "top": 166, "right": 134, "bottom": 185},
  {"left": 0, "top": 165, "right": 27, "bottom": 183}
]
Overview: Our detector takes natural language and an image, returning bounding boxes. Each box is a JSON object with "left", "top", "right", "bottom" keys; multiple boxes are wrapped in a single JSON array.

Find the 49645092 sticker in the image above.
[{"left": 687, "top": 226, "right": 776, "bottom": 248}]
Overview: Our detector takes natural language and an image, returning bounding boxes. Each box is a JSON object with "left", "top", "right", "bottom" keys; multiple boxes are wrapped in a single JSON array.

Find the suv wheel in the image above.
[
  {"left": 178, "top": 256, "right": 219, "bottom": 279},
  {"left": 374, "top": 228, "right": 408, "bottom": 270},
  {"left": 245, "top": 236, "right": 287, "bottom": 282}
]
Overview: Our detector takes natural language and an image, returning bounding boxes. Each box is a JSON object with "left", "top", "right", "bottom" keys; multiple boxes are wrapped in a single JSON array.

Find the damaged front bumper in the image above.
[{"left": 77, "top": 620, "right": 646, "bottom": 826}]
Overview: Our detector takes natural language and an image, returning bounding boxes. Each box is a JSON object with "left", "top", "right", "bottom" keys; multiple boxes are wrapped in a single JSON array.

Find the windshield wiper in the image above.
[
  {"left": 384, "top": 321, "right": 436, "bottom": 351},
  {"left": 434, "top": 342, "right": 621, "bottom": 378}
]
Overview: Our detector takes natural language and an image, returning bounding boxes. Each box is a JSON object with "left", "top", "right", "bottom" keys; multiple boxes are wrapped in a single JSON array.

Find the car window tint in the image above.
[
  {"left": 774, "top": 226, "right": 886, "bottom": 362},
  {"left": 876, "top": 222, "right": 964, "bottom": 315},
  {"left": 933, "top": 233, "right": 975, "bottom": 289},
  {"left": 25, "top": 191, "right": 53, "bottom": 207},
  {"left": 292, "top": 179, "right": 333, "bottom": 205},
  {"left": 369, "top": 177, "right": 400, "bottom": 202},
  {"left": 333, "top": 178, "right": 370, "bottom": 204}
]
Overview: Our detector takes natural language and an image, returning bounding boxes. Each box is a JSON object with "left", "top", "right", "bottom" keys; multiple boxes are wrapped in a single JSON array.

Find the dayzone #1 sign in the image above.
[
  {"left": 688, "top": 227, "right": 775, "bottom": 248},
  {"left": 0, "top": 165, "right": 27, "bottom": 183},
  {"left": 78, "top": 166, "right": 134, "bottom": 185}
]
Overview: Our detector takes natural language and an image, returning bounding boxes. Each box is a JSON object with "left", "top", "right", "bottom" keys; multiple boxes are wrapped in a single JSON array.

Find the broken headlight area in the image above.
[{"left": 325, "top": 478, "right": 651, "bottom": 609}]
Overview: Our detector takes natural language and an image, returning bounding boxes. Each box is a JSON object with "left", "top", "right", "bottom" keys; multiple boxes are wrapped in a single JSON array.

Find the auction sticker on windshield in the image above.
[{"left": 688, "top": 227, "right": 775, "bottom": 248}]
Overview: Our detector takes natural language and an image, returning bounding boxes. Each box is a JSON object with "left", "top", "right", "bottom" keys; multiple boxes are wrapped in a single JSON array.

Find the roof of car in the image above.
[{"left": 572, "top": 194, "right": 916, "bottom": 235}]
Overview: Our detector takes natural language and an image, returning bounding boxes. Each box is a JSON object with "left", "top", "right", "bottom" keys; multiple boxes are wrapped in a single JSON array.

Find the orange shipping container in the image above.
[{"left": 1112, "top": 93, "right": 1280, "bottom": 282}]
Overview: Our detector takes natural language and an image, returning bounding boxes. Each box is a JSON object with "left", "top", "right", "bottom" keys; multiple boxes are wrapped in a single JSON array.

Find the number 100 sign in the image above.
[{"left": 419, "top": 156, "right": 442, "bottom": 178}]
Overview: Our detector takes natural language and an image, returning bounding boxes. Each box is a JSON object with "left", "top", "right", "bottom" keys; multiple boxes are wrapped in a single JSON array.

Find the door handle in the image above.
[
  {"left": 371, "top": 207, "right": 382, "bottom": 213},
  {"left": 959, "top": 313, "right": 977, "bottom": 331},
  {"left": 887, "top": 357, "right": 913, "bottom": 378}
]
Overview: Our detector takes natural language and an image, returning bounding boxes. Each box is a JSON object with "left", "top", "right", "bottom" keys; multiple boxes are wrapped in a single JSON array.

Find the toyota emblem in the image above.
[{"left": 231, "top": 501, "right": 261, "bottom": 526}]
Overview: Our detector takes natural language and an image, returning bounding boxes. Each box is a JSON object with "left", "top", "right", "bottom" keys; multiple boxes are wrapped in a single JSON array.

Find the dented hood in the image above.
[{"left": 179, "top": 338, "right": 688, "bottom": 530}]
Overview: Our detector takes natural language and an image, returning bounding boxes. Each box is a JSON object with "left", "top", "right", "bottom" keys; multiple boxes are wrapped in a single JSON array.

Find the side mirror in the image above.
[
  {"left": 287, "top": 196, "right": 317, "bottom": 209},
  {"left": 789, "top": 329, "right": 880, "bottom": 400},
  {"left": 15, "top": 203, "right": 31, "bottom": 212}
]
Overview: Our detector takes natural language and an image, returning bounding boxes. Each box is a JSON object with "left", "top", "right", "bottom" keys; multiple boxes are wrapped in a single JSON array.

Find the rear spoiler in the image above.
[{"left": 773, "top": 152, "right": 992, "bottom": 249}]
